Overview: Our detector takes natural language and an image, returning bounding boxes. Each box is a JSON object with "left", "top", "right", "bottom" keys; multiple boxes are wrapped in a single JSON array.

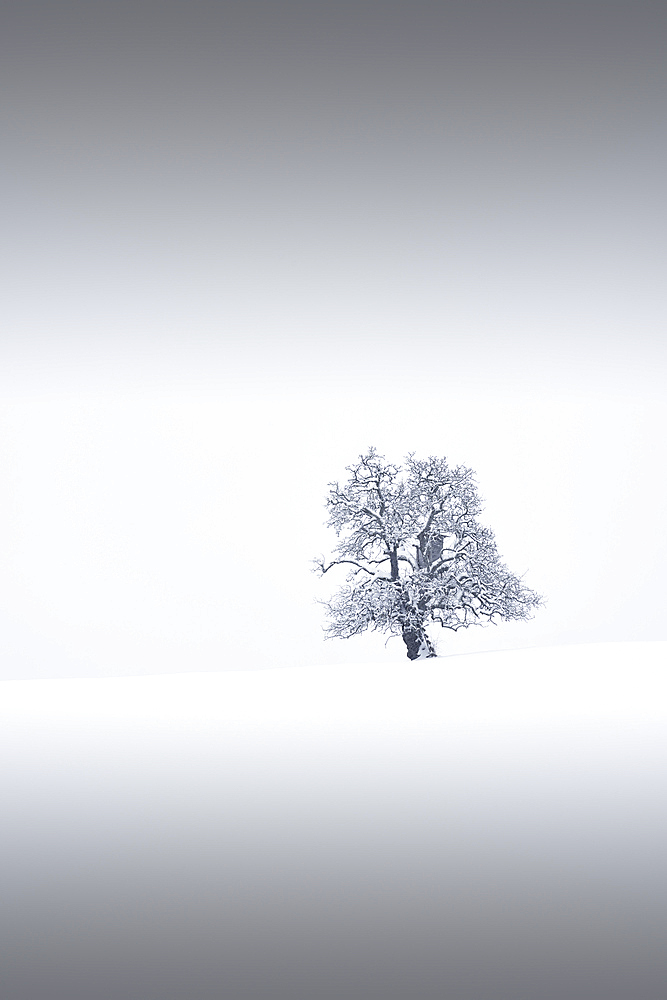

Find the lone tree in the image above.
[{"left": 315, "top": 448, "right": 543, "bottom": 660}]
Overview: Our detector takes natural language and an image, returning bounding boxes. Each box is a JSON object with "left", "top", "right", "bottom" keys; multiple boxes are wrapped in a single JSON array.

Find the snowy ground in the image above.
[{"left": 1, "top": 642, "right": 666, "bottom": 1000}]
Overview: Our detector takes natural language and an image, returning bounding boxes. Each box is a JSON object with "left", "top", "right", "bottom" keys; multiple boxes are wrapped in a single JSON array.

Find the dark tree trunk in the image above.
[
  {"left": 389, "top": 547, "right": 400, "bottom": 581},
  {"left": 417, "top": 531, "right": 444, "bottom": 571},
  {"left": 402, "top": 627, "right": 437, "bottom": 660}
]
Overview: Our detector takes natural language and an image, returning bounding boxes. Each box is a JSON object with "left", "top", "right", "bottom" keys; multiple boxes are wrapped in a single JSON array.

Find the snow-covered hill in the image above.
[{"left": 2, "top": 642, "right": 666, "bottom": 1000}]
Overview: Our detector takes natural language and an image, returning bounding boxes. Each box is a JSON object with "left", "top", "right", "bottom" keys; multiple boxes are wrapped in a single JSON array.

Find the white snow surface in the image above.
[
  {"left": 2, "top": 642, "right": 667, "bottom": 1000},
  {"left": 2, "top": 640, "right": 665, "bottom": 728}
]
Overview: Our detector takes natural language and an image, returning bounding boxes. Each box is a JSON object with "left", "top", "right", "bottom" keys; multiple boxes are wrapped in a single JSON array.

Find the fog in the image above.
[
  {"left": 2, "top": 1, "right": 666, "bottom": 676},
  {"left": 0, "top": 385, "right": 663, "bottom": 676}
]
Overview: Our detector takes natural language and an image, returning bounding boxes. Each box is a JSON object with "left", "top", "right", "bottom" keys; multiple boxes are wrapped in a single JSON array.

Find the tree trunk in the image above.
[
  {"left": 389, "top": 547, "right": 400, "bottom": 581},
  {"left": 402, "top": 627, "right": 436, "bottom": 660}
]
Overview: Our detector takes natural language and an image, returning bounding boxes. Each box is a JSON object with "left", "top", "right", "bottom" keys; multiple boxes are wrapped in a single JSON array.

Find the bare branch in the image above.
[{"left": 315, "top": 557, "right": 376, "bottom": 576}]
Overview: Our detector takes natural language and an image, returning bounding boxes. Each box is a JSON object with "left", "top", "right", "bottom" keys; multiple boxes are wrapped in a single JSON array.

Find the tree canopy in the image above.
[{"left": 315, "top": 448, "right": 543, "bottom": 659}]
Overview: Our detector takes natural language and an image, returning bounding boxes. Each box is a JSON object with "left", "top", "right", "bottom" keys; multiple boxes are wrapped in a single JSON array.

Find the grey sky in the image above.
[{"left": 1, "top": 1, "right": 665, "bottom": 675}]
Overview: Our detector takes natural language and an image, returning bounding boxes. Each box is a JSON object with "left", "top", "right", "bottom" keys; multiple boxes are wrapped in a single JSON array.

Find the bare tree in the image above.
[{"left": 314, "top": 448, "right": 543, "bottom": 659}]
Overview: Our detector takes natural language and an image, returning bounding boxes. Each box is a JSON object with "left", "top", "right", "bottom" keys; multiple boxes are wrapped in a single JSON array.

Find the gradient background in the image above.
[
  {"left": 2, "top": 5, "right": 667, "bottom": 998},
  {"left": 1, "top": 0, "right": 666, "bottom": 677},
  {"left": 2, "top": 643, "right": 667, "bottom": 1000}
]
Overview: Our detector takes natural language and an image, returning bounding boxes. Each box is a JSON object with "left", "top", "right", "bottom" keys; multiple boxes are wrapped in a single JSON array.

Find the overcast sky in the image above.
[{"left": 1, "top": 1, "right": 665, "bottom": 677}]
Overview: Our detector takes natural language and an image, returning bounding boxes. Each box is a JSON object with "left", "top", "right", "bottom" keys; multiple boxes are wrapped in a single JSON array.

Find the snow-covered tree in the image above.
[{"left": 315, "top": 448, "right": 543, "bottom": 659}]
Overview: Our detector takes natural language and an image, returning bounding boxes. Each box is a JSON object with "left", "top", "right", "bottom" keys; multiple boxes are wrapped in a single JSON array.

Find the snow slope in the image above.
[{"left": 1, "top": 642, "right": 666, "bottom": 1000}]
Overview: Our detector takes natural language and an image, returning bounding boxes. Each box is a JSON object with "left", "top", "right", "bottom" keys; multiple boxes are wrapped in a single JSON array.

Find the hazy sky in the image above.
[{"left": 1, "top": 1, "right": 665, "bottom": 676}]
